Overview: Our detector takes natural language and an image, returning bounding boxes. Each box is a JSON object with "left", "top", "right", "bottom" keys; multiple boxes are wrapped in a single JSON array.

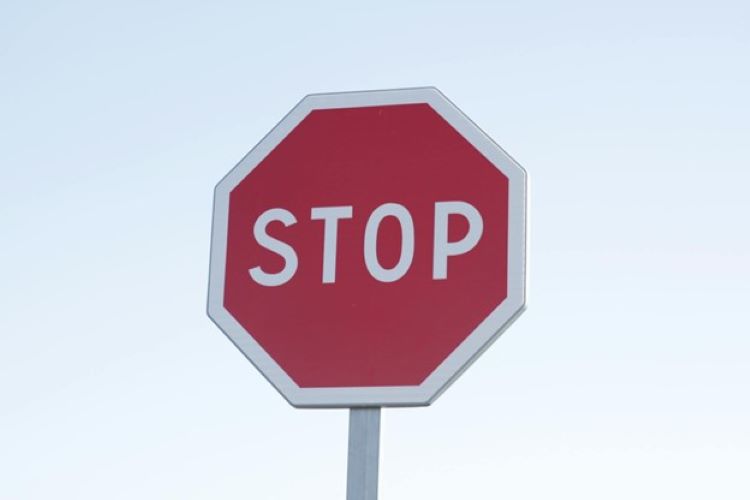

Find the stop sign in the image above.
[{"left": 208, "top": 88, "right": 526, "bottom": 407}]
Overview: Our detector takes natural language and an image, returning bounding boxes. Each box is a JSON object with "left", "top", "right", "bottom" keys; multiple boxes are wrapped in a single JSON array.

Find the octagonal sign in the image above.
[{"left": 208, "top": 88, "right": 526, "bottom": 407}]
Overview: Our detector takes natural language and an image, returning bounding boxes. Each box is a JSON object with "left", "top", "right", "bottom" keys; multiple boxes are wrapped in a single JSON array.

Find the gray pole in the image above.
[{"left": 346, "top": 407, "right": 381, "bottom": 500}]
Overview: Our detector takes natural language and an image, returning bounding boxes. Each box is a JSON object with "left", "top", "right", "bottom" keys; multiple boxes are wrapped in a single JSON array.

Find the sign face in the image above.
[{"left": 208, "top": 88, "right": 526, "bottom": 407}]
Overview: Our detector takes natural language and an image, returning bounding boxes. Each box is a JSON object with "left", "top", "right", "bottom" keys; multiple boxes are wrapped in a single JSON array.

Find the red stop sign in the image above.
[{"left": 208, "top": 88, "right": 526, "bottom": 407}]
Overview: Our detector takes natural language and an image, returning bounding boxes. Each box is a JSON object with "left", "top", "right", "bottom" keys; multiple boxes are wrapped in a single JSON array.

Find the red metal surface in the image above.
[{"left": 224, "top": 103, "right": 508, "bottom": 388}]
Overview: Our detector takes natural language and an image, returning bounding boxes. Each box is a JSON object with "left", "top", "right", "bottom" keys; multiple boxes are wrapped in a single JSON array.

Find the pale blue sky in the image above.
[{"left": 1, "top": 1, "right": 749, "bottom": 499}]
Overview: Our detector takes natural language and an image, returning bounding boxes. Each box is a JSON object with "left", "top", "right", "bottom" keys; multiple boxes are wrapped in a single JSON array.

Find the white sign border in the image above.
[{"left": 207, "top": 87, "right": 526, "bottom": 408}]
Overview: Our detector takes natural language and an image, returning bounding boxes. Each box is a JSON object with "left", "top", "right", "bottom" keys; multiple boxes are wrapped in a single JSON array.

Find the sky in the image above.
[{"left": 1, "top": 1, "right": 749, "bottom": 499}]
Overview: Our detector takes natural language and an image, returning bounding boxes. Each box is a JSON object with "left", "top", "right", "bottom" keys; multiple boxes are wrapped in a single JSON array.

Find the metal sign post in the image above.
[
  {"left": 207, "top": 87, "right": 527, "bottom": 498},
  {"left": 346, "top": 408, "right": 381, "bottom": 500}
]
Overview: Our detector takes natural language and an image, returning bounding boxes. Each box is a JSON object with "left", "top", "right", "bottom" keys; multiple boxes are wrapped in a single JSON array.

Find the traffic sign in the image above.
[{"left": 208, "top": 88, "right": 526, "bottom": 408}]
